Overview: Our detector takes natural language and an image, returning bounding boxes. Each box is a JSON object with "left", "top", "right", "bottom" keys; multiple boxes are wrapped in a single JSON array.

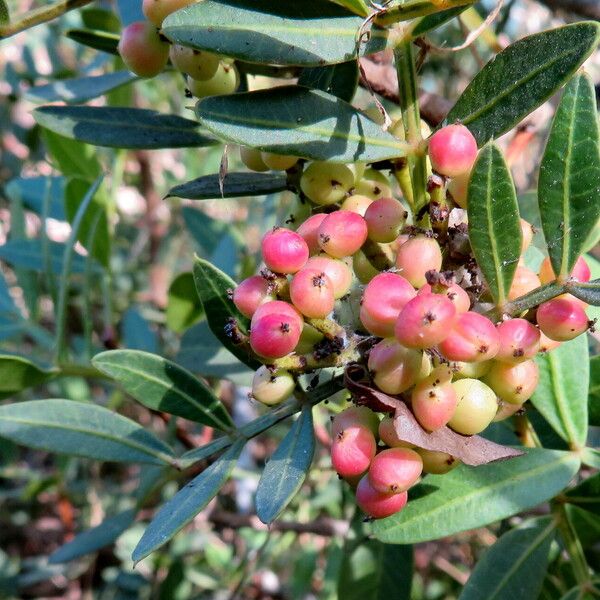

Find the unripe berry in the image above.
[
  {"left": 428, "top": 124, "right": 478, "bottom": 177},
  {"left": 289, "top": 269, "right": 335, "bottom": 318},
  {"left": 341, "top": 194, "right": 373, "bottom": 216},
  {"left": 252, "top": 366, "right": 295, "bottom": 405},
  {"left": 332, "top": 406, "right": 380, "bottom": 438},
  {"left": 300, "top": 162, "right": 354, "bottom": 205},
  {"left": 232, "top": 275, "right": 274, "bottom": 318},
  {"left": 318, "top": 210, "right": 368, "bottom": 258},
  {"left": 355, "top": 476, "right": 408, "bottom": 519},
  {"left": 539, "top": 331, "right": 561, "bottom": 353},
  {"left": 448, "top": 379, "right": 498, "bottom": 435},
  {"left": 539, "top": 255, "right": 591, "bottom": 285},
  {"left": 394, "top": 294, "right": 457, "bottom": 349},
  {"left": 368, "top": 339, "right": 423, "bottom": 395},
  {"left": 360, "top": 273, "right": 416, "bottom": 338},
  {"left": 484, "top": 359, "right": 539, "bottom": 404},
  {"left": 493, "top": 400, "right": 523, "bottom": 422},
  {"left": 249, "top": 312, "right": 302, "bottom": 359},
  {"left": 187, "top": 62, "right": 239, "bottom": 97},
  {"left": 536, "top": 297, "right": 589, "bottom": 341},
  {"left": 240, "top": 146, "right": 269, "bottom": 172},
  {"left": 418, "top": 352, "right": 434, "bottom": 380},
  {"left": 520, "top": 219, "right": 534, "bottom": 254},
  {"left": 305, "top": 255, "right": 352, "bottom": 299},
  {"left": 142, "top": 0, "right": 196, "bottom": 25},
  {"left": 353, "top": 249, "right": 380, "bottom": 284},
  {"left": 451, "top": 359, "right": 491, "bottom": 380},
  {"left": 261, "top": 152, "right": 298, "bottom": 171},
  {"left": 294, "top": 323, "right": 324, "bottom": 354},
  {"left": 447, "top": 172, "right": 469, "bottom": 208},
  {"left": 378, "top": 416, "right": 414, "bottom": 448},
  {"left": 331, "top": 426, "right": 377, "bottom": 479},
  {"left": 296, "top": 213, "right": 328, "bottom": 255},
  {"left": 508, "top": 266, "right": 541, "bottom": 301},
  {"left": 118, "top": 22, "right": 169, "bottom": 78},
  {"left": 411, "top": 367, "right": 457, "bottom": 431},
  {"left": 439, "top": 312, "right": 500, "bottom": 363},
  {"left": 169, "top": 44, "right": 220, "bottom": 81},
  {"left": 495, "top": 318, "right": 540, "bottom": 363},
  {"left": 418, "top": 283, "right": 470, "bottom": 313},
  {"left": 395, "top": 236, "right": 443, "bottom": 288},
  {"left": 354, "top": 168, "right": 393, "bottom": 200},
  {"left": 251, "top": 300, "right": 303, "bottom": 332},
  {"left": 364, "top": 198, "right": 407, "bottom": 243},
  {"left": 416, "top": 449, "right": 459, "bottom": 474},
  {"left": 368, "top": 448, "right": 423, "bottom": 494},
  {"left": 262, "top": 227, "right": 309, "bottom": 274}
]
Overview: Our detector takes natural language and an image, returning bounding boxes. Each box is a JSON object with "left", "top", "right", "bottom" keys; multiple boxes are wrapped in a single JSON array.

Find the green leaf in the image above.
[
  {"left": 589, "top": 355, "right": 600, "bottom": 427},
  {"left": 256, "top": 405, "right": 315, "bottom": 524},
  {"left": 42, "top": 129, "right": 101, "bottom": 180},
  {"left": 66, "top": 28, "right": 119, "bottom": 54},
  {"left": 371, "top": 449, "right": 580, "bottom": 544},
  {"left": 539, "top": 73, "right": 600, "bottom": 278},
  {"left": 182, "top": 207, "right": 227, "bottom": 255},
  {"left": 27, "top": 71, "right": 137, "bottom": 105},
  {"left": 328, "top": 0, "right": 368, "bottom": 16},
  {"left": 33, "top": 106, "right": 217, "bottom": 150},
  {"left": 298, "top": 61, "right": 359, "bottom": 102},
  {"left": 0, "top": 0, "right": 9, "bottom": 24},
  {"left": 410, "top": 6, "right": 467, "bottom": 37},
  {"left": 197, "top": 86, "right": 410, "bottom": 162},
  {"left": 193, "top": 257, "right": 260, "bottom": 369},
  {"left": 446, "top": 22, "right": 600, "bottom": 146},
  {"left": 459, "top": 518, "right": 555, "bottom": 600},
  {"left": 132, "top": 439, "right": 245, "bottom": 562},
  {"left": 530, "top": 335, "right": 588, "bottom": 448},
  {"left": 467, "top": 143, "right": 521, "bottom": 304},
  {"left": 565, "top": 472, "right": 600, "bottom": 516},
  {"left": 560, "top": 580, "right": 600, "bottom": 600},
  {"left": 121, "top": 307, "right": 158, "bottom": 353},
  {"left": 49, "top": 508, "right": 136, "bottom": 564},
  {"left": 162, "top": 0, "right": 387, "bottom": 67},
  {"left": 166, "top": 273, "right": 204, "bottom": 333},
  {"left": 92, "top": 350, "right": 234, "bottom": 431},
  {"left": 5, "top": 176, "right": 66, "bottom": 221},
  {"left": 80, "top": 7, "right": 120, "bottom": 33},
  {"left": 0, "top": 355, "right": 56, "bottom": 399},
  {"left": 0, "top": 399, "right": 175, "bottom": 465}
]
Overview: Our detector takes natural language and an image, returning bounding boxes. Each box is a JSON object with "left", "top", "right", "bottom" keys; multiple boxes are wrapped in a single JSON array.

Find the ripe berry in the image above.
[
  {"left": 416, "top": 449, "right": 459, "bottom": 474},
  {"left": 261, "top": 152, "right": 298, "bottom": 171},
  {"left": 394, "top": 294, "right": 457, "bottom": 349},
  {"left": 360, "top": 272, "right": 416, "bottom": 338},
  {"left": 233, "top": 275, "right": 274, "bottom": 318},
  {"left": 240, "top": 146, "right": 268, "bottom": 172},
  {"left": 305, "top": 256, "right": 353, "bottom": 299},
  {"left": 249, "top": 312, "right": 302, "bottom": 359},
  {"left": 317, "top": 210, "right": 368, "bottom": 258},
  {"left": 331, "top": 426, "right": 377, "bottom": 479},
  {"left": 296, "top": 213, "right": 328, "bottom": 255},
  {"left": 142, "top": 0, "right": 195, "bottom": 25},
  {"left": 418, "top": 283, "right": 470, "bottom": 313},
  {"left": 448, "top": 378, "right": 498, "bottom": 435},
  {"left": 353, "top": 168, "right": 392, "bottom": 200},
  {"left": 169, "top": 44, "right": 220, "bottom": 81},
  {"left": 395, "top": 236, "right": 443, "bottom": 288},
  {"left": 484, "top": 359, "right": 539, "bottom": 404},
  {"left": 251, "top": 300, "right": 303, "bottom": 331},
  {"left": 341, "top": 194, "right": 374, "bottom": 216},
  {"left": 251, "top": 366, "right": 295, "bottom": 406},
  {"left": 428, "top": 124, "right": 478, "bottom": 177},
  {"left": 539, "top": 331, "right": 561, "bottom": 353},
  {"left": 536, "top": 297, "right": 589, "bottom": 341},
  {"left": 495, "top": 318, "right": 540, "bottom": 363},
  {"left": 508, "top": 266, "right": 541, "bottom": 301},
  {"left": 261, "top": 227, "right": 309, "bottom": 274},
  {"left": 364, "top": 198, "right": 407, "bottom": 243},
  {"left": 300, "top": 162, "right": 354, "bottom": 205},
  {"left": 355, "top": 476, "right": 408, "bottom": 519},
  {"left": 368, "top": 338, "right": 423, "bottom": 395},
  {"left": 493, "top": 400, "right": 523, "bottom": 422},
  {"left": 118, "top": 22, "right": 169, "bottom": 78},
  {"left": 332, "top": 406, "right": 380, "bottom": 438},
  {"left": 378, "top": 416, "right": 414, "bottom": 448},
  {"left": 289, "top": 269, "right": 335, "bottom": 319},
  {"left": 368, "top": 448, "right": 423, "bottom": 494},
  {"left": 439, "top": 312, "right": 500, "bottom": 363},
  {"left": 411, "top": 367, "right": 457, "bottom": 431},
  {"left": 538, "top": 255, "right": 591, "bottom": 284}
]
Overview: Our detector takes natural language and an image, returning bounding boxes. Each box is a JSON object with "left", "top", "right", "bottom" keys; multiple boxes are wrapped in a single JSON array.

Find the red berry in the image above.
[
  {"left": 428, "top": 124, "right": 478, "bottom": 177},
  {"left": 355, "top": 476, "right": 408, "bottom": 519},
  {"left": 495, "top": 318, "right": 540, "bottom": 363},
  {"left": 508, "top": 266, "right": 541, "bottom": 301},
  {"left": 251, "top": 301, "right": 303, "bottom": 331},
  {"left": 118, "top": 22, "right": 169, "bottom": 78},
  {"left": 378, "top": 416, "right": 414, "bottom": 448},
  {"left": 539, "top": 255, "right": 591, "bottom": 285},
  {"left": 411, "top": 367, "right": 457, "bottom": 431},
  {"left": 305, "top": 255, "right": 353, "bottom": 299},
  {"left": 395, "top": 236, "right": 443, "bottom": 288},
  {"left": 331, "top": 426, "right": 377, "bottom": 479},
  {"left": 484, "top": 359, "right": 539, "bottom": 404},
  {"left": 394, "top": 294, "right": 457, "bottom": 349},
  {"left": 233, "top": 275, "right": 274, "bottom": 318},
  {"left": 332, "top": 406, "right": 380, "bottom": 438},
  {"left": 249, "top": 312, "right": 302, "bottom": 359},
  {"left": 439, "top": 312, "right": 500, "bottom": 363},
  {"left": 360, "top": 273, "right": 416, "bottom": 338},
  {"left": 536, "top": 297, "right": 589, "bottom": 341},
  {"left": 318, "top": 210, "right": 368, "bottom": 258},
  {"left": 418, "top": 283, "right": 470, "bottom": 313},
  {"left": 289, "top": 268, "right": 335, "bottom": 319},
  {"left": 261, "top": 227, "right": 309, "bottom": 274},
  {"left": 296, "top": 213, "right": 328, "bottom": 255},
  {"left": 364, "top": 198, "right": 407, "bottom": 243},
  {"left": 368, "top": 338, "right": 423, "bottom": 395},
  {"left": 368, "top": 448, "right": 423, "bottom": 494}
]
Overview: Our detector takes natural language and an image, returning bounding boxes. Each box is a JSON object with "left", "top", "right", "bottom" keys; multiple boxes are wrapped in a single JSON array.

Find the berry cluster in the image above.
[{"left": 118, "top": 0, "right": 239, "bottom": 97}]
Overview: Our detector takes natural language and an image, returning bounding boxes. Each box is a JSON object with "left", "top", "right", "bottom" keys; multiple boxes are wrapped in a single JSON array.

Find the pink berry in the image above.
[
  {"left": 305, "top": 255, "right": 353, "bottom": 299},
  {"left": 261, "top": 227, "right": 309, "bottom": 274},
  {"left": 249, "top": 312, "right": 302, "bottom": 359},
  {"left": 411, "top": 367, "right": 457, "bottom": 431},
  {"left": 396, "top": 236, "right": 443, "bottom": 288},
  {"left": 368, "top": 448, "right": 422, "bottom": 494},
  {"left": 251, "top": 300, "right": 303, "bottom": 331},
  {"left": 493, "top": 400, "right": 523, "bottom": 422},
  {"left": 418, "top": 283, "right": 470, "bottom": 313},
  {"left": 118, "top": 22, "right": 169, "bottom": 78},
  {"left": 332, "top": 406, "right": 380, "bottom": 438},
  {"left": 536, "top": 297, "right": 589, "bottom": 342},
  {"left": 318, "top": 210, "right": 368, "bottom": 258},
  {"left": 296, "top": 213, "right": 328, "bottom": 255},
  {"left": 508, "top": 266, "right": 541, "bottom": 301},
  {"left": 356, "top": 476, "right": 408, "bottom": 519},
  {"left": 364, "top": 198, "right": 407, "bottom": 243},
  {"left": 538, "top": 255, "right": 591, "bottom": 285},
  {"left": 484, "top": 359, "right": 539, "bottom": 404},
  {"left": 289, "top": 268, "right": 335, "bottom": 319},
  {"left": 360, "top": 273, "right": 416, "bottom": 338},
  {"left": 394, "top": 294, "right": 457, "bottom": 349},
  {"left": 378, "top": 416, "right": 414, "bottom": 448},
  {"left": 368, "top": 338, "right": 423, "bottom": 395},
  {"left": 428, "top": 124, "right": 478, "bottom": 177},
  {"left": 233, "top": 275, "right": 274, "bottom": 318},
  {"left": 439, "top": 311, "right": 500, "bottom": 363},
  {"left": 331, "top": 426, "right": 377, "bottom": 479},
  {"left": 539, "top": 331, "right": 561, "bottom": 353},
  {"left": 341, "top": 194, "right": 373, "bottom": 216},
  {"left": 495, "top": 318, "right": 540, "bottom": 363}
]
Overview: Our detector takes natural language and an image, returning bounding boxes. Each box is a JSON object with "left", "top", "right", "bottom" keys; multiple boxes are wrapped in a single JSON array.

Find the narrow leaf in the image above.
[
  {"left": 329, "top": 0, "right": 368, "bottom": 17},
  {"left": 467, "top": 143, "right": 522, "bottom": 304},
  {"left": 132, "top": 439, "right": 245, "bottom": 562},
  {"left": 589, "top": 355, "right": 600, "bottom": 426},
  {"left": 530, "top": 335, "right": 588, "bottom": 448},
  {"left": 0, "top": 354, "right": 56, "bottom": 399},
  {"left": 5, "top": 176, "right": 66, "bottom": 221},
  {"left": 565, "top": 472, "right": 600, "bottom": 516},
  {"left": 92, "top": 350, "right": 234, "bottom": 431},
  {"left": 298, "top": 61, "right": 359, "bottom": 102},
  {"left": 66, "top": 28, "right": 119, "bottom": 54},
  {"left": 33, "top": 106, "right": 217, "bottom": 150},
  {"left": 121, "top": 307, "right": 158, "bottom": 353},
  {"left": 446, "top": 22, "right": 600, "bottom": 145},
  {"left": 0, "top": 399, "right": 175, "bottom": 465},
  {"left": 410, "top": 6, "right": 467, "bottom": 37},
  {"left": 256, "top": 405, "right": 315, "bottom": 524},
  {"left": 42, "top": 130, "right": 101, "bottom": 179},
  {"left": 197, "top": 86, "right": 409, "bottom": 163},
  {"left": 370, "top": 449, "right": 580, "bottom": 543},
  {"left": 539, "top": 73, "right": 600, "bottom": 278},
  {"left": 166, "top": 273, "right": 204, "bottom": 333}
]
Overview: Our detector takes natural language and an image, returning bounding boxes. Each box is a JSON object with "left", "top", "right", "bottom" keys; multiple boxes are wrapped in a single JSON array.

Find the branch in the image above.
[{"left": 537, "top": 0, "right": 600, "bottom": 19}]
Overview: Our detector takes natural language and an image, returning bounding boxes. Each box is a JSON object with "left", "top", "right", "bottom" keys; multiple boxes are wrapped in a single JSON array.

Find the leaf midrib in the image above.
[{"left": 485, "top": 149, "right": 505, "bottom": 303}]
